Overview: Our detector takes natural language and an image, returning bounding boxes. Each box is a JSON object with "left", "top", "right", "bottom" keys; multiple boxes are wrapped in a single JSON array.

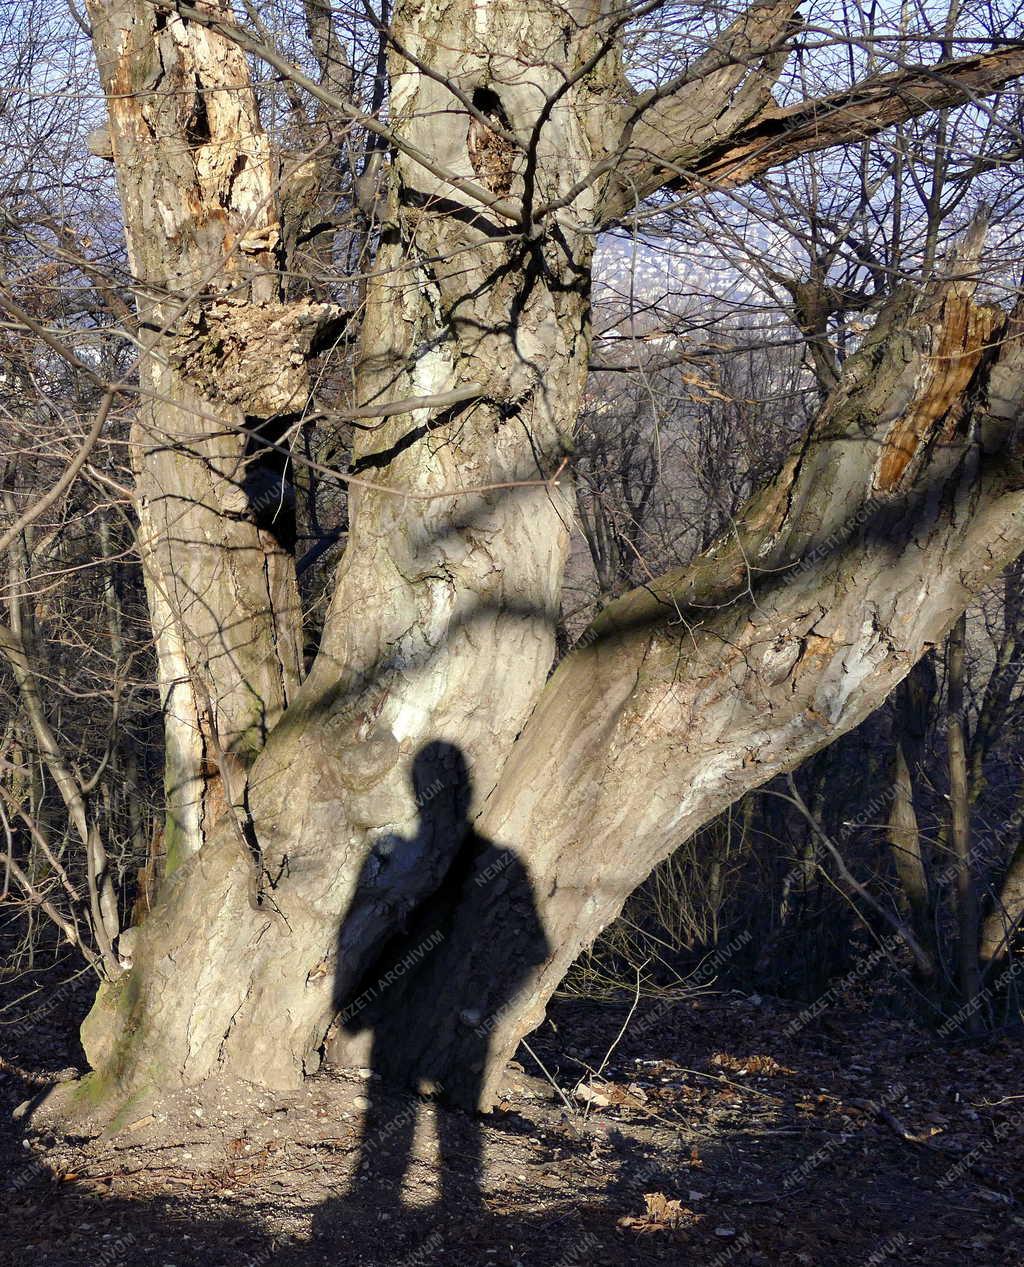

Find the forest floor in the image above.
[{"left": 1, "top": 965, "right": 1022, "bottom": 1267}]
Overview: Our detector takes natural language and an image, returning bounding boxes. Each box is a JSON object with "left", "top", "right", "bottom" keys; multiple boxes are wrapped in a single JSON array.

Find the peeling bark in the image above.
[
  {"left": 78, "top": 0, "right": 598, "bottom": 1096},
  {"left": 85, "top": 0, "right": 334, "bottom": 864},
  {"left": 77, "top": 250, "right": 1024, "bottom": 1114},
  {"left": 346, "top": 278, "right": 1024, "bottom": 1106}
]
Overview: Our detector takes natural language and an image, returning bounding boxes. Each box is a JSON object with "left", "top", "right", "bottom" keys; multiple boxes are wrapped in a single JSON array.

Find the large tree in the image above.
[{"left": 34, "top": 0, "right": 1024, "bottom": 1114}]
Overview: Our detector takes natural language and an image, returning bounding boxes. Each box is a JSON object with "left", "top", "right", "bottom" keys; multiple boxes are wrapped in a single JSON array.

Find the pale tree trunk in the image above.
[
  {"left": 79, "top": 0, "right": 600, "bottom": 1099},
  {"left": 887, "top": 744, "right": 935, "bottom": 971},
  {"left": 886, "top": 661, "right": 937, "bottom": 974},
  {"left": 946, "top": 613, "right": 983, "bottom": 1026},
  {"left": 85, "top": 0, "right": 309, "bottom": 872},
  {"left": 978, "top": 726, "right": 1024, "bottom": 964},
  {"left": 67, "top": 0, "right": 1024, "bottom": 1118},
  {"left": 346, "top": 283, "right": 1024, "bottom": 1106},
  {"left": 981, "top": 834, "right": 1024, "bottom": 963}
]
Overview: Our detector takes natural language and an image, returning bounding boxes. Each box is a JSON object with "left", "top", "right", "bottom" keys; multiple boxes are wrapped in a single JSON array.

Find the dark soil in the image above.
[{"left": 2, "top": 962, "right": 1022, "bottom": 1267}]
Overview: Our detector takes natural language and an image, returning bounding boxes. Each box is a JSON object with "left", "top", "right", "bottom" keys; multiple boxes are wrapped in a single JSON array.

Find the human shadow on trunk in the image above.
[{"left": 320, "top": 739, "right": 549, "bottom": 1225}]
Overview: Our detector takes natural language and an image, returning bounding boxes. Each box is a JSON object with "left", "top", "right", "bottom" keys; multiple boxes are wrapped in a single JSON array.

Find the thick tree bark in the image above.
[
  {"left": 68, "top": 0, "right": 1024, "bottom": 1120},
  {"left": 347, "top": 281, "right": 1024, "bottom": 1106},
  {"left": 78, "top": 0, "right": 597, "bottom": 1102},
  {"left": 86, "top": 0, "right": 310, "bottom": 870}
]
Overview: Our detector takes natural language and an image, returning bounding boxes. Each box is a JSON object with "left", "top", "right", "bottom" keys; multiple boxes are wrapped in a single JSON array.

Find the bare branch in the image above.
[
  {"left": 0, "top": 392, "right": 113, "bottom": 559},
  {"left": 602, "top": 0, "right": 799, "bottom": 213},
  {"left": 608, "top": 43, "right": 1024, "bottom": 218}
]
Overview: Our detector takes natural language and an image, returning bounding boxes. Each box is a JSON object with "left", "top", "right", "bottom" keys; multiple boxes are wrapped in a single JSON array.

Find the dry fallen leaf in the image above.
[{"left": 617, "top": 1191, "right": 693, "bottom": 1233}]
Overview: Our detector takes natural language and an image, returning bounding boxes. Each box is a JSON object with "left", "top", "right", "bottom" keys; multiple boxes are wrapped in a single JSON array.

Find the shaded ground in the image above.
[{"left": 1, "top": 965, "right": 1022, "bottom": 1267}]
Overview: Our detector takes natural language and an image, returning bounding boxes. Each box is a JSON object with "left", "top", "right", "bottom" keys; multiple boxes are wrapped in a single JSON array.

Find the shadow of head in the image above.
[{"left": 411, "top": 739, "right": 472, "bottom": 824}]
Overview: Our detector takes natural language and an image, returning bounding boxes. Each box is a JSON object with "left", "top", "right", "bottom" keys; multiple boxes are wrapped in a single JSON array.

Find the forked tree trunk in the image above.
[
  {"left": 69, "top": 0, "right": 1024, "bottom": 1119},
  {"left": 78, "top": 0, "right": 598, "bottom": 1102}
]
